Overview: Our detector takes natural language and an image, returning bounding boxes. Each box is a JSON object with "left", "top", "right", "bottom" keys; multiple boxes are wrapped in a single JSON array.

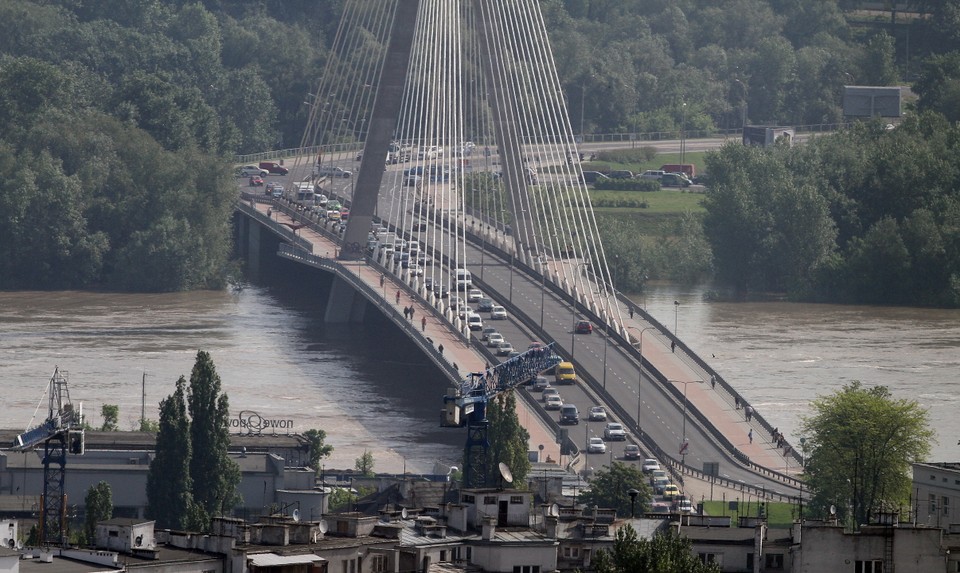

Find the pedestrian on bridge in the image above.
[
  {"left": 380, "top": 274, "right": 385, "bottom": 287},
  {"left": 396, "top": 290, "right": 401, "bottom": 305},
  {"left": 629, "top": 307, "right": 634, "bottom": 319},
  {"left": 421, "top": 316, "right": 427, "bottom": 332},
  {"left": 403, "top": 306, "right": 410, "bottom": 320},
  {"left": 409, "top": 307, "right": 415, "bottom": 320},
  {"left": 438, "top": 344, "right": 444, "bottom": 356},
  {"left": 710, "top": 374, "right": 716, "bottom": 389},
  {"left": 748, "top": 429, "right": 753, "bottom": 444}
]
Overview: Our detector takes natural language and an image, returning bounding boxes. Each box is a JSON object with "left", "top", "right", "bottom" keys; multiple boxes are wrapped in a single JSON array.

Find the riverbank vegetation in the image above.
[{"left": 2, "top": 1, "right": 960, "bottom": 295}]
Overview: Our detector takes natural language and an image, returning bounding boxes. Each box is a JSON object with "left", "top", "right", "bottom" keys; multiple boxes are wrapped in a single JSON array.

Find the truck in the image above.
[
  {"left": 294, "top": 181, "right": 314, "bottom": 203},
  {"left": 742, "top": 126, "right": 794, "bottom": 148},
  {"left": 659, "top": 163, "right": 696, "bottom": 179}
]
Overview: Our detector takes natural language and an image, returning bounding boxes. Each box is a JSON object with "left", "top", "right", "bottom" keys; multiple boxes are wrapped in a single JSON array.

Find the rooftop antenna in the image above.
[{"left": 140, "top": 371, "right": 146, "bottom": 429}]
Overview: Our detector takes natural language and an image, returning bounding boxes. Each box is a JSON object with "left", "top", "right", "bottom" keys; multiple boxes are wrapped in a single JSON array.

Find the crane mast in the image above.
[{"left": 14, "top": 367, "right": 85, "bottom": 546}]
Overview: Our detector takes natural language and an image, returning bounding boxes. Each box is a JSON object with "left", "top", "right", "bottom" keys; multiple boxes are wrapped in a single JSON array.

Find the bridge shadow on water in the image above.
[{"left": 249, "top": 253, "right": 464, "bottom": 471}]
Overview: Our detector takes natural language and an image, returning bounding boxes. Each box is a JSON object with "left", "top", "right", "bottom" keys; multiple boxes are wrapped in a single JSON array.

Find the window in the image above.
[
  {"left": 462, "top": 494, "right": 475, "bottom": 503},
  {"left": 698, "top": 553, "right": 720, "bottom": 565},
  {"left": 440, "top": 550, "right": 447, "bottom": 562},
  {"left": 765, "top": 553, "right": 784, "bottom": 569},
  {"left": 930, "top": 493, "right": 938, "bottom": 513},
  {"left": 512, "top": 567, "right": 540, "bottom": 573},
  {"left": 944, "top": 496, "right": 951, "bottom": 516},
  {"left": 453, "top": 547, "right": 472, "bottom": 563},
  {"left": 562, "top": 546, "right": 581, "bottom": 559},
  {"left": 484, "top": 496, "right": 497, "bottom": 505},
  {"left": 855, "top": 560, "right": 883, "bottom": 573},
  {"left": 370, "top": 555, "right": 386, "bottom": 573},
  {"left": 510, "top": 495, "right": 523, "bottom": 504}
]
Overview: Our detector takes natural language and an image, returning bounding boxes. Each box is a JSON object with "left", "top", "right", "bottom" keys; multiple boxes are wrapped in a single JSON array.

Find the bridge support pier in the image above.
[
  {"left": 246, "top": 217, "right": 262, "bottom": 279},
  {"left": 324, "top": 276, "right": 368, "bottom": 323}
]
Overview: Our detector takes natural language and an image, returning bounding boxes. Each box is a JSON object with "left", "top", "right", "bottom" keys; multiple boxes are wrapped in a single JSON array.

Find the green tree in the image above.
[
  {"left": 801, "top": 381, "right": 934, "bottom": 528},
  {"left": 304, "top": 429, "right": 334, "bottom": 471},
  {"left": 483, "top": 392, "right": 531, "bottom": 486},
  {"left": 84, "top": 481, "right": 113, "bottom": 544},
  {"left": 146, "top": 376, "right": 200, "bottom": 530},
  {"left": 100, "top": 405, "right": 119, "bottom": 432},
  {"left": 593, "top": 524, "right": 720, "bottom": 573},
  {"left": 355, "top": 450, "right": 375, "bottom": 476},
  {"left": 187, "top": 351, "right": 241, "bottom": 528},
  {"left": 579, "top": 462, "right": 652, "bottom": 518}
]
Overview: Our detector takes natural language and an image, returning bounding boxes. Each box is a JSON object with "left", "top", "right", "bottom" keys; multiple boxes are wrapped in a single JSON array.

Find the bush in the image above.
[
  {"left": 595, "top": 146, "right": 657, "bottom": 163},
  {"left": 593, "top": 198, "right": 649, "bottom": 209}
]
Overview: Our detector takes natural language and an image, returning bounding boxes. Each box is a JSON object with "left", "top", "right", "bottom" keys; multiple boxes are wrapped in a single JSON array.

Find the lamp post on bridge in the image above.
[
  {"left": 671, "top": 378, "right": 704, "bottom": 466},
  {"left": 571, "top": 262, "right": 590, "bottom": 360},
  {"left": 673, "top": 300, "right": 680, "bottom": 335},
  {"left": 627, "top": 326, "right": 655, "bottom": 432}
]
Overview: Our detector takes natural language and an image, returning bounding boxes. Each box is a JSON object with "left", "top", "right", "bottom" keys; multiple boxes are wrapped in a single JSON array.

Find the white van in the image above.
[
  {"left": 467, "top": 313, "right": 483, "bottom": 331},
  {"left": 455, "top": 268, "right": 473, "bottom": 290}
]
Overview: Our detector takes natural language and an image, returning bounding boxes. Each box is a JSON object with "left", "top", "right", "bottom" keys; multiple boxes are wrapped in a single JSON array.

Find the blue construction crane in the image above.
[
  {"left": 442, "top": 343, "right": 560, "bottom": 487},
  {"left": 14, "top": 367, "right": 85, "bottom": 546}
]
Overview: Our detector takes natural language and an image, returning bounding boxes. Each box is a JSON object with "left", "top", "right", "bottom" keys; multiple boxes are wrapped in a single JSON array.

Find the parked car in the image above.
[
  {"left": 575, "top": 320, "right": 593, "bottom": 334},
  {"left": 486, "top": 333, "right": 504, "bottom": 348},
  {"left": 317, "top": 166, "right": 353, "bottom": 178},
  {"left": 240, "top": 165, "right": 269, "bottom": 177},
  {"left": 639, "top": 169, "right": 666, "bottom": 180},
  {"left": 624, "top": 444, "right": 642, "bottom": 460},
  {"left": 544, "top": 395, "right": 563, "bottom": 410},
  {"left": 588, "top": 406, "right": 608, "bottom": 421},
  {"left": 258, "top": 161, "right": 289, "bottom": 175},
  {"left": 660, "top": 172, "right": 692, "bottom": 187},
  {"left": 642, "top": 458, "right": 661, "bottom": 473},
  {"left": 604, "top": 422, "right": 627, "bottom": 441},
  {"left": 580, "top": 170, "right": 610, "bottom": 184},
  {"left": 490, "top": 305, "right": 508, "bottom": 320},
  {"left": 609, "top": 170, "right": 634, "bottom": 179},
  {"left": 587, "top": 437, "right": 606, "bottom": 454}
]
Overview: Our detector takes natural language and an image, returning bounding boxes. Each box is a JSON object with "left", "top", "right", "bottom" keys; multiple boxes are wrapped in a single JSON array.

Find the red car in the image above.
[
  {"left": 575, "top": 320, "right": 593, "bottom": 334},
  {"left": 248, "top": 176, "right": 264, "bottom": 187}
]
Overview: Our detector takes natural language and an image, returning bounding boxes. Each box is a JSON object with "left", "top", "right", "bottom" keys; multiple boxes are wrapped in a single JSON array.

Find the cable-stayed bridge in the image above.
[{"left": 234, "top": 0, "right": 803, "bottom": 499}]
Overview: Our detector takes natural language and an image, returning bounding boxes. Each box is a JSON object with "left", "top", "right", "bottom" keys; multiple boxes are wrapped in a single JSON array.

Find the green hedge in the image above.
[
  {"left": 592, "top": 198, "right": 650, "bottom": 209},
  {"left": 594, "top": 178, "right": 661, "bottom": 192}
]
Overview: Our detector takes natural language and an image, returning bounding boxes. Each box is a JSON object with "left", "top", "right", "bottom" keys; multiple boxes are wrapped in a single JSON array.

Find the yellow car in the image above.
[{"left": 663, "top": 484, "right": 681, "bottom": 500}]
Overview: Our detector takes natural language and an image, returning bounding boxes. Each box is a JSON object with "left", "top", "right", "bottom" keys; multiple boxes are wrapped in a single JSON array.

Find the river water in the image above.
[{"left": 2, "top": 280, "right": 958, "bottom": 473}]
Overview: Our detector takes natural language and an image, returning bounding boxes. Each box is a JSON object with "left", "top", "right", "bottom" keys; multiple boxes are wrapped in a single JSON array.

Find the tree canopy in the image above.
[
  {"left": 480, "top": 392, "right": 532, "bottom": 487},
  {"left": 800, "top": 381, "right": 934, "bottom": 528},
  {"left": 83, "top": 481, "right": 113, "bottom": 544},
  {"left": 593, "top": 524, "right": 721, "bottom": 573},
  {"left": 579, "top": 462, "right": 653, "bottom": 518}
]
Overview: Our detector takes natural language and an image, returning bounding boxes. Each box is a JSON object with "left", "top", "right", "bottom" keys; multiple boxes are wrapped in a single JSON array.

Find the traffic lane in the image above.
[{"left": 463, "top": 242, "right": 792, "bottom": 492}]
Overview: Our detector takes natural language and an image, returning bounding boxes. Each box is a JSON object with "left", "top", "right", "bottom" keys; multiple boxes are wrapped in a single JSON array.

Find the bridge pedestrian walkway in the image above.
[
  {"left": 619, "top": 312, "right": 798, "bottom": 476},
  {"left": 249, "top": 199, "right": 565, "bottom": 467}
]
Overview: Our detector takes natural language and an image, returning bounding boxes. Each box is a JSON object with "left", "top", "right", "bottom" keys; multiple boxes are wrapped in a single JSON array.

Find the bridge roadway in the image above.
[{"left": 239, "top": 143, "right": 804, "bottom": 502}]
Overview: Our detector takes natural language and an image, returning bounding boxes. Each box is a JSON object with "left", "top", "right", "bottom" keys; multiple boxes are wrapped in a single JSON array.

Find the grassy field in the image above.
[
  {"left": 591, "top": 188, "right": 706, "bottom": 213},
  {"left": 701, "top": 500, "right": 800, "bottom": 528},
  {"left": 584, "top": 150, "right": 708, "bottom": 178}
]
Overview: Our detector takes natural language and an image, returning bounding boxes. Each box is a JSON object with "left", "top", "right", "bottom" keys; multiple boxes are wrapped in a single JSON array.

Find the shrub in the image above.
[{"left": 594, "top": 179, "right": 661, "bottom": 192}]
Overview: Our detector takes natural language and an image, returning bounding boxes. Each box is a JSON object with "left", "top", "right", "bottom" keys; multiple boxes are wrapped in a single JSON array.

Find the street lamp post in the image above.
[
  {"left": 673, "top": 300, "right": 680, "bottom": 335},
  {"left": 628, "top": 488, "right": 640, "bottom": 518},
  {"left": 673, "top": 379, "right": 704, "bottom": 466},
  {"left": 628, "top": 326, "right": 655, "bottom": 430},
  {"left": 571, "top": 262, "right": 590, "bottom": 359},
  {"left": 680, "top": 101, "right": 687, "bottom": 166},
  {"left": 602, "top": 256, "right": 619, "bottom": 390},
  {"left": 540, "top": 258, "right": 546, "bottom": 329}
]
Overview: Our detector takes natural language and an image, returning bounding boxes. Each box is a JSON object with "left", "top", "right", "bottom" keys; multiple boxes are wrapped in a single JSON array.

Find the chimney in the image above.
[
  {"left": 545, "top": 516, "right": 558, "bottom": 539},
  {"left": 481, "top": 516, "right": 497, "bottom": 541}
]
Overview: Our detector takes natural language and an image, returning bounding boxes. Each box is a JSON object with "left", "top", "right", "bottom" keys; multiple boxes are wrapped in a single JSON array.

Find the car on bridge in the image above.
[
  {"left": 467, "top": 313, "right": 483, "bottom": 331},
  {"left": 531, "top": 376, "right": 549, "bottom": 391},
  {"left": 496, "top": 342, "right": 514, "bottom": 356},
  {"left": 490, "top": 306, "right": 507, "bottom": 320},
  {"left": 642, "top": 458, "right": 661, "bottom": 473},
  {"left": 541, "top": 387, "right": 559, "bottom": 403},
  {"left": 624, "top": 444, "right": 642, "bottom": 460},
  {"left": 481, "top": 327, "right": 498, "bottom": 341},
  {"left": 575, "top": 320, "right": 593, "bottom": 334},
  {"left": 467, "top": 289, "right": 483, "bottom": 302},
  {"left": 604, "top": 422, "right": 626, "bottom": 441},
  {"left": 588, "top": 406, "right": 607, "bottom": 421},
  {"left": 587, "top": 437, "right": 606, "bottom": 454},
  {"left": 318, "top": 166, "right": 353, "bottom": 178},
  {"left": 477, "top": 298, "right": 494, "bottom": 312},
  {"left": 486, "top": 333, "right": 504, "bottom": 348},
  {"left": 663, "top": 484, "right": 681, "bottom": 500},
  {"left": 559, "top": 404, "right": 579, "bottom": 425},
  {"left": 544, "top": 395, "right": 563, "bottom": 410}
]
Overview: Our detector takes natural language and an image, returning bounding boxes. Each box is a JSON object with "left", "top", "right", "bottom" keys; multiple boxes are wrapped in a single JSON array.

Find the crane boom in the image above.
[{"left": 442, "top": 343, "right": 561, "bottom": 487}]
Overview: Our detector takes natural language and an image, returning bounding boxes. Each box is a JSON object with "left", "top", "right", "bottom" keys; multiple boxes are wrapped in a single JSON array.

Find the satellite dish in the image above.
[
  {"left": 498, "top": 462, "right": 514, "bottom": 484},
  {"left": 16, "top": 541, "right": 23, "bottom": 550},
  {"left": 318, "top": 520, "right": 328, "bottom": 534},
  {"left": 401, "top": 508, "right": 408, "bottom": 519},
  {"left": 7, "top": 539, "right": 14, "bottom": 549},
  {"left": 549, "top": 503, "right": 559, "bottom": 517},
  {"left": 134, "top": 535, "right": 143, "bottom": 547},
  {"left": 829, "top": 505, "right": 837, "bottom": 516},
  {"left": 292, "top": 509, "right": 301, "bottom": 522}
]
